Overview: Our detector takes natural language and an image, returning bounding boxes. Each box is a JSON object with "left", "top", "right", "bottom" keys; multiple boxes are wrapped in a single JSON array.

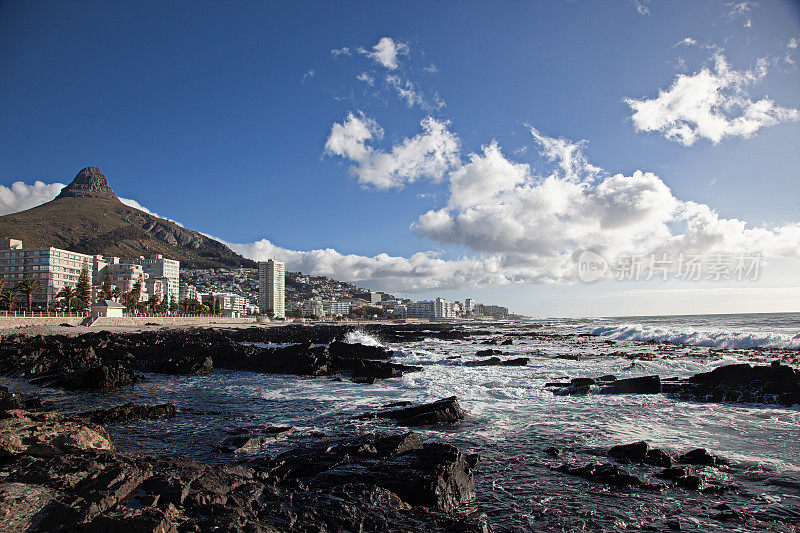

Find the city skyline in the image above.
[{"left": 1, "top": 1, "right": 798, "bottom": 317}]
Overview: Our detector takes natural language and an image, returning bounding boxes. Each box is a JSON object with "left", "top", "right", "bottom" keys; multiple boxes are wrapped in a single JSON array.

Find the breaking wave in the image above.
[
  {"left": 583, "top": 323, "right": 800, "bottom": 350},
  {"left": 343, "top": 329, "right": 384, "bottom": 347}
]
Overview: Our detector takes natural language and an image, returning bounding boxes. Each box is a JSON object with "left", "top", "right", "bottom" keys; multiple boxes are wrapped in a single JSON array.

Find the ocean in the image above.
[{"left": 3, "top": 312, "right": 799, "bottom": 531}]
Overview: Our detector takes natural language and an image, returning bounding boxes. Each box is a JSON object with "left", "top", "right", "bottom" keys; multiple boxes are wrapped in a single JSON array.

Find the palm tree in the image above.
[
  {"left": 110, "top": 286, "right": 122, "bottom": 302},
  {"left": 57, "top": 286, "right": 77, "bottom": 313},
  {"left": 0, "top": 288, "right": 16, "bottom": 312},
  {"left": 15, "top": 278, "right": 41, "bottom": 313},
  {"left": 146, "top": 294, "right": 160, "bottom": 313}
]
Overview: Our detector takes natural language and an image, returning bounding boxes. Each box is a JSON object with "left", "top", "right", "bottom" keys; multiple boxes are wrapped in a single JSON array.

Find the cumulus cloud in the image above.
[
  {"left": 0, "top": 178, "right": 181, "bottom": 226},
  {"left": 323, "top": 112, "right": 460, "bottom": 189},
  {"left": 675, "top": 37, "right": 697, "bottom": 47},
  {"left": 301, "top": 69, "right": 315, "bottom": 83},
  {"left": 408, "top": 126, "right": 799, "bottom": 284},
  {"left": 359, "top": 37, "right": 409, "bottom": 70},
  {"left": 0, "top": 180, "right": 64, "bottom": 215},
  {"left": 625, "top": 54, "right": 799, "bottom": 145},
  {"left": 222, "top": 237, "right": 557, "bottom": 292}
]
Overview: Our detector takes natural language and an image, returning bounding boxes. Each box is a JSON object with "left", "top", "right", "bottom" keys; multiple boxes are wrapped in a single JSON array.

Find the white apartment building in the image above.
[
  {"left": 406, "top": 300, "right": 435, "bottom": 319},
  {"left": 125, "top": 255, "right": 180, "bottom": 305},
  {"left": 435, "top": 297, "right": 456, "bottom": 318},
  {"left": 179, "top": 282, "right": 198, "bottom": 302},
  {"left": 406, "top": 298, "right": 455, "bottom": 319},
  {"left": 0, "top": 238, "right": 93, "bottom": 306},
  {"left": 258, "top": 259, "right": 285, "bottom": 318},
  {"left": 210, "top": 291, "right": 247, "bottom": 317},
  {"left": 103, "top": 259, "right": 147, "bottom": 301},
  {"left": 324, "top": 299, "right": 350, "bottom": 318},
  {"left": 302, "top": 298, "right": 324, "bottom": 318}
]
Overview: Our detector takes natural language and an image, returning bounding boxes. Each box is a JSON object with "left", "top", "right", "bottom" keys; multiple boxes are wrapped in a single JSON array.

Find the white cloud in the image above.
[
  {"left": 301, "top": 69, "right": 315, "bottom": 83},
  {"left": 323, "top": 112, "right": 460, "bottom": 189},
  {"left": 727, "top": 1, "right": 756, "bottom": 28},
  {"left": 675, "top": 37, "right": 697, "bottom": 47},
  {"left": 331, "top": 47, "right": 351, "bottom": 57},
  {"left": 789, "top": 38, "right": 798, "bottom": 49},
  {"left": 0, "top": 180, "right": 64, "bottom": 215},
  {"left": 222, "top": 237, "right": 553, "bottom": 293},
  {"left": 625, "top": 54, "right": 799, "bottom": 145},
  {"left": 357, "top": 72, "right": 374, "bottom": 86},
  {"left": 409, "top": 126, "right": 799, "bottom": 284},
  {"left": 423, "top": 63, "right": 439, "bottom": 73},
  {"left": 384, "top": 75, "right": 445, "bottom": 110},
  {"left": 632, "top": 0, "right": 650, "bottom": 15},
  {"left": 529, "top": 126, "right": 601, "bottom": 181},
  {"left": 386, "top": 74, "right": 424, "bottom": 108},
  {"left": 359, "top": 37, "right": 409, "bottom": 70},
  {"left": 0, "top": 178, "right": 181, "bottom": 226}
]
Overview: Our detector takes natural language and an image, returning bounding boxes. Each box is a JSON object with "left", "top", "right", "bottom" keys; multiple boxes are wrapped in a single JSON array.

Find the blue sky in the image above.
[{"left": 1, "top": 0, "right": 799, "bottom": 316}]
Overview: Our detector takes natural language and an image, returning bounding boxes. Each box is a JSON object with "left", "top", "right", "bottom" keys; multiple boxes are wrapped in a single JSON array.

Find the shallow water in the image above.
[{"left": 3, "top": 318, "right": 800, "bottom": 531}]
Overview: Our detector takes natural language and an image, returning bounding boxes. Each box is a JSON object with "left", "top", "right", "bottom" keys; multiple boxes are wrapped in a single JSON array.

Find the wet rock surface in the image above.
[
  {"left": 0, "top": 326, "right": 440, "bottom": 394},
  {"left": 0, "top": 409, "right": 487, "bottom": 532},
  {"left": 358, "top": 396, "right": 467, "bottom": 426},
  {"left": 79, "top": 402, "right": 176, "bottom": 425},
  {"left": 546, "top": 361, "right": 800, "bottom": 406}
]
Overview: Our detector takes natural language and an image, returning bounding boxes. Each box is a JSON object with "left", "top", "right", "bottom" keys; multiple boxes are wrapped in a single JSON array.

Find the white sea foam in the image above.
[
  {"left": 344, "top": 329, "right": 384, "bottom": 347},
  {"left": 582, "top": 323, "right": 800, "bottom": 350}
]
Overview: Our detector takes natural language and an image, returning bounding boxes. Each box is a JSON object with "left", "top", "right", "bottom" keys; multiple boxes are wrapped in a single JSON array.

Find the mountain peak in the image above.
[{"left": 55, "top": 166, "right": 118, "bottom": 200}]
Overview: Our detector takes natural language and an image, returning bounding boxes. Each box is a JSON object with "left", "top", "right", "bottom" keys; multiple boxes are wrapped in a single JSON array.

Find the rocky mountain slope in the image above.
[{"left": 0, "top": 167, "right": 255, "bottom": 268}]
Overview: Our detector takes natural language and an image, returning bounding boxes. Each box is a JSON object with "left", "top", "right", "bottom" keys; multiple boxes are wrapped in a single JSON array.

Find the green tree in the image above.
[
  {"left": 146, "top": 294, "right": 160, "bottom": 312},
  {"left": 74, "top": 262, "right": 91, "bottom": 309},
  {"left": 15, "top": 278, "right": 41, "bottom": 313},
  {"left": 110, "top": 286, "right": 122, "bottom": 302},
  {"left": 56, "top": 286, "right": 77, "bottom": 313},
  {"left": 0, "top": 288, "right": 17, "bottom": 312},
  {"left": 98, "top": 276, "right": 113, "bottom": 300}
]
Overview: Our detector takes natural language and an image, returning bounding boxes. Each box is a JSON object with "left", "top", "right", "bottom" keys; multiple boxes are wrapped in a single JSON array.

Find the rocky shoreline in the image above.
[
  {"left": 1, "top": 323, "right": 798, "bottom": 531},
  {"left": 0, "top": 390, "right": 486, "bottom": 532}
]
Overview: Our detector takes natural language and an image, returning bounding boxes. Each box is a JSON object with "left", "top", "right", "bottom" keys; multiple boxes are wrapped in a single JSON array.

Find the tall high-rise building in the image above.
[
  {"left": 464, "top": 298, "right": 476, "bottom": 315},
  {"left": 258, "top": 259, "right": 285, "bottom": 318}
]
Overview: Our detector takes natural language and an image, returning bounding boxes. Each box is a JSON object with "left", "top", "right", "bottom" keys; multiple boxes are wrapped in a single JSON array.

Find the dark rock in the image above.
[
  {"left": 600, "top": 375, "right": 661, "bottom": 394},
  {"left": 571, "top": 377, "right": 595, "bottom": 387},
  {"left": 329, "top": 340, "right": 391, "bottom": 360},
  {"left": 81, "top": 403, "right": 176, "bottom": 425},
  {"left": 364, "top": 397, "right": 466, "bottom": 426},
  {"left": 674, "top": 361, "right": 800, "bottom": 406},
  {"left": 475, "top": 349, "right": 503, "bottom": 357},
  {"left": 609, "top": 441, "right": 672, "bottom": 467},
  {"left": 596, "top": 375, "right": 617, "bottom": 382},
  {"left": 544, "top": 446, "right": 563, "bottom": 458},
  {"left": 678, "top": 448, "right": 718, "bottom": 466},
  {"left": 0, "top": 386, "right": 26, "bottom": 411},
  {"left": 554, "top": 462, "right": 641, "bottom": 487},
  {"left": 500, "top": 339, "right": 513, "bottom": 345},
  {"left": 464, "top": 356, "right": 528, "bottom": 367},
  {"left": 58, "top": 365, "right": 140, "bottom": 393}
]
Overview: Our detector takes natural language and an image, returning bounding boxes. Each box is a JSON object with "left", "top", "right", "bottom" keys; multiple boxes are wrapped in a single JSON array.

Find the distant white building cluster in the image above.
[{"left": 1, "top": 238, "right": 180, "bottom": 308}]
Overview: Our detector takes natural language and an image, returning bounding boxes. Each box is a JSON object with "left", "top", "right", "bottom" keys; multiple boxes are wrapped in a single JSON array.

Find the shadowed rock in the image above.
[
  {"left": 360, "top": 397, "right": 467, "bottom": 426},
  {"left": 80, "top": 403, "right": 176, "bottom": 425}
]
